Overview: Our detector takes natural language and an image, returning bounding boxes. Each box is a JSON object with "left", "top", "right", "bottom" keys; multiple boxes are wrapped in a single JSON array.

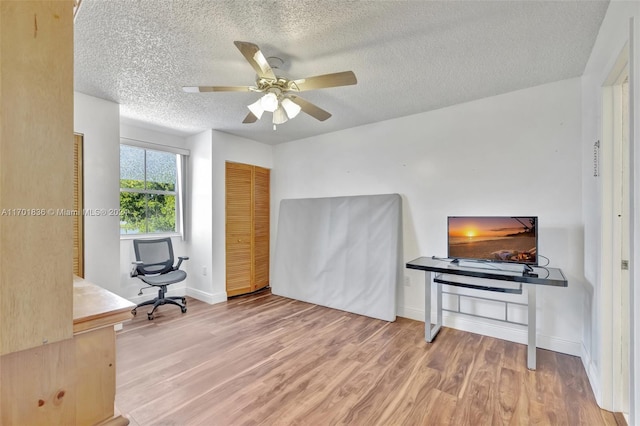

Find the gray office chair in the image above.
[{"left": 130, "top": 237, "right": 189, "bottom": 320}]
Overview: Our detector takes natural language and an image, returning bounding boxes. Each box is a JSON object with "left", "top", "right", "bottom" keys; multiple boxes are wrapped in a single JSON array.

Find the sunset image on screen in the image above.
[{"left": 448, "top": 217, "right": 537, "bottom": 264}]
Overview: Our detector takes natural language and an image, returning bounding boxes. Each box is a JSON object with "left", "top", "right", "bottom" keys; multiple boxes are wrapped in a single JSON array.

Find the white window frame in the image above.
[{"left": 119, "top": 138, "right": 189, "bottom": 239}]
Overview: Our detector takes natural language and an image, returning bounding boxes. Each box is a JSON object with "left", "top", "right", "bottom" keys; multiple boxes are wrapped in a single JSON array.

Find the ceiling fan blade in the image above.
[
  {"left": 233, "top": 41, "right": 277, "bottom": 81},
  {"left": 288, "top": 95, "right": 332, "bottom": 121},
  {"left": 183, "top": 86, "right": 253, "bottom": 93},
  {"left": 291, "top": 71, "right": 357, "bottom": 91},
  {"left": 243, "top": 111, "right": 258, "bottom": 123}
]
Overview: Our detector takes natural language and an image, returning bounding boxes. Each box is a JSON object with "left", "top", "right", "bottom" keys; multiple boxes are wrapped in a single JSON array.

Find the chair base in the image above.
[{"left": 132, "top": 285, "right": 187, "bottom": 320}]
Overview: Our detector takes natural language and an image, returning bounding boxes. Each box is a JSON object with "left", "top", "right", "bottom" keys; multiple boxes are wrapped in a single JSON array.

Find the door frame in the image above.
[{"left": 600, "top": 40, "right": 633, "bottom": 419}]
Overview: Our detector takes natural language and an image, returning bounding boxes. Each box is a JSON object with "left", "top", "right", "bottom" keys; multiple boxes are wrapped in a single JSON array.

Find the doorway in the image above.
[{"left": 225, "top": 161, "right": 270, "bottom": 297}]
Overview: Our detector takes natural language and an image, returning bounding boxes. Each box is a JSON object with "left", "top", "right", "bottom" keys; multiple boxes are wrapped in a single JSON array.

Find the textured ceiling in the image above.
[{"left": 74, "top": 0, "right": 609, "bottom": 145}]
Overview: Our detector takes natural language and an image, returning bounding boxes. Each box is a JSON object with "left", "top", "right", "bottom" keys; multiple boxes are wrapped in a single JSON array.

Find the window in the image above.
[{"left": 120, "top": 142, "right": 186, "bottom": 236}]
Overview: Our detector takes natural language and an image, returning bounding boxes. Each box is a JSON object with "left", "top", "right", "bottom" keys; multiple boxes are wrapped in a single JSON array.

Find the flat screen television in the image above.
[{"left": 447, "top": 216, "right": 538, "bottom": 265}]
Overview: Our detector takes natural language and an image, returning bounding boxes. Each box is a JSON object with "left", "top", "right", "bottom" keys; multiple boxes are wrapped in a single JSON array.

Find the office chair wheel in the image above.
[
  {"left": 147, "top": 313, "right": 154, "bottom": 320},
  {"left": 131, "top": 308, "right": 137, "bottom": 316},
  {"left": 181, "top": 307, "right": 187, "bottom": 314}
]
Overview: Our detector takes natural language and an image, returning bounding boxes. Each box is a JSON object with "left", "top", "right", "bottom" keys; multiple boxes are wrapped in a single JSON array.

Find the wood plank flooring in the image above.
[{"left": 115, "top": 291, "right": 623, "bottom": 426}]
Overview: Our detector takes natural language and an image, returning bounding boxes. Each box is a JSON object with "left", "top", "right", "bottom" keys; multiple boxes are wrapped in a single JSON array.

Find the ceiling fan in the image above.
[{"left": 183, "top": 41, "right": 357, "bottom": 128}]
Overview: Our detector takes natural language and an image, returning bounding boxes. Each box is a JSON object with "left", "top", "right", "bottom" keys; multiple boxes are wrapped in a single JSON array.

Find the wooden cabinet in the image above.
[
  {"left": 0, "top": 0, "right": 74, "bottom": 356},
  {"left": 0, "top": 1, "right": 76, "bottom": 421},
  {"left": 73, "top": 277, "right": 134, "bottom": 426},
  {"left": 0, "top": 339, "right": 77, "bottom": 425},
  {"left": 0, "top": 3, "right": 132, "bottom": 424},
  {"left": 225, "top": 162, "right": 270, "bottom": 297},
  {"left": 0, "top": 278, "right": 135, "bottom": 425}
]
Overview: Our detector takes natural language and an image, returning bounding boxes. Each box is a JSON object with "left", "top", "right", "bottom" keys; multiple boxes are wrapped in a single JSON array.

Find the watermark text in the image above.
[{"left": 1, "top": 208, "right": 121, "bottom": 217}]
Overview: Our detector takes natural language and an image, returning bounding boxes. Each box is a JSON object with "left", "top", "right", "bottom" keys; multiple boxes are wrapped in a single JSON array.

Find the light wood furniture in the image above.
[
  {"left": 73, "top": 277, "right": 135, "bottom": 334},
  {"left": 0, "top": 278, "right": 134, "bottom": 425},
  {"left": 225, "top": 162, "right": 270, "bottom": 297},
  {"left": 0, "top": 0, "right": 74, "bottom": 356},
  {"left": 0, "top": 3, "right": 132, "bottom": 424},
  {"left": 0, "top": 1, "right": 76, "bottom": 424},
  {"left": 73, "top": 277, "right": 134, "bottom": 426},
  {"left": 0, "top": 339, "right": 77, "bottom": 424}
]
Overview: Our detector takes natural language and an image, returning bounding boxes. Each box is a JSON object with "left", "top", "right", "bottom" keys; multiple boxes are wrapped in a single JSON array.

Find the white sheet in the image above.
[{"left": 272, "top": 193, "right": 402, "bottom": 321}]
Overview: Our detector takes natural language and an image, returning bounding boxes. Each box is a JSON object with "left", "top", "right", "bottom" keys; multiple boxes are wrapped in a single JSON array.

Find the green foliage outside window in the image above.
[
  {"left": 120, "top": 181, "right": 176, "bottom": 234},
  {"left": 120, "top": 145, "right": 178, "bottom": 235}
]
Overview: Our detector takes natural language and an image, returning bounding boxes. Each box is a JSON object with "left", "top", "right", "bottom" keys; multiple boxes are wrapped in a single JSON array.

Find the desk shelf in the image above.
[{"left": 433, "top": 273, "right": 523, "bottom": 294}]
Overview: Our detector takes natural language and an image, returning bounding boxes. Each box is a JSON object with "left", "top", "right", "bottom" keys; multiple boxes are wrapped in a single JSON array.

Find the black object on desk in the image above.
[{"left": 406, "top": 256, "right": 568, "bottom": 370}]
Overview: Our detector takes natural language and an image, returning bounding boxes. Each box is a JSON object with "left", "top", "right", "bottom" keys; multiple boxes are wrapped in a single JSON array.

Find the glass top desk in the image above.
[{"left": 406, "top": 256, "right": 568, "bottom": 370}]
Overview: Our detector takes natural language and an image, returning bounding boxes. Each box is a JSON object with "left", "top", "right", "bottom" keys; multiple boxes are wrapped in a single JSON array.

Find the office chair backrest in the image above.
[{"left": 133, "top": 238, "right": 175, "bottom": 275}]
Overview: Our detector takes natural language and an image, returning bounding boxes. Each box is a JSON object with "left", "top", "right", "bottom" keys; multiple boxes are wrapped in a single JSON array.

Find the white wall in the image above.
[
  {"left": 74, "top": 92, "right": 121, "bottom": 294},
  {"left": 185, "top": 129, "right": 215, "bottom": 302},
  {"left": 118, "top": 123, "right": 190, "bottom": 301},
  {"left": 74, "top": 91, "right": 274, "bottom": 306},
  {"left": 273, "top": 78, "right": 584, "bottom": 356},
  {"left": 185, "top": 129, "right": 273, "bottom": 303},
  {"left": 581, "top": 0, "right": 640, "bottom": 415},
  {"left": 74, "top": 93, "right": 194, "bottom": 301}
]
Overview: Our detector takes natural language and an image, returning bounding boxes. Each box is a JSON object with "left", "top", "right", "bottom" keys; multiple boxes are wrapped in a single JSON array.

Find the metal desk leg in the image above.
[
  {"left": 527, "top": 285, "right": 537, "bottom": 370},
  {"left": 425, "top": 271, "right": 442, "bottom": 342}
]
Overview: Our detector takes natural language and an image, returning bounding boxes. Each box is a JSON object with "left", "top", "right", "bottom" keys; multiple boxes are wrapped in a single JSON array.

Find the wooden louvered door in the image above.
[
  {"left": 225, "top": 162, "right": 270, "bottom": 297},
  {"left": 253, "top": 166, "right": 270, "bottom": 290},
  {"left": 226, "top": 163, "right": 253, "bottom": 296},
  {"left": 73, "top": 133, "right": 84, "bottom": 277}
]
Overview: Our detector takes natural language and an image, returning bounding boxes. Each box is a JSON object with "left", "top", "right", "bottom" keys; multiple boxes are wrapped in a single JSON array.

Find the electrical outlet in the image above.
[
  {"left": 404, "top": 276, "right": 411, "bottom": 287},
  {"left": 202, "top": 266, "right": 207, "bottom": 276}
]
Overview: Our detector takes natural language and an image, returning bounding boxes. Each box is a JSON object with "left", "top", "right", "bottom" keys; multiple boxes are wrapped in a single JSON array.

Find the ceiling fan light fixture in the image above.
[
  {"left": 190, "top": 42, "right": 357, "bottom": 128},
  {"left": 260, "top": 92, "right": 279, "bottom": 112},
  {"left": 247, "top": 99, "right": 264, "bottom": 119},
  {"left": 281, "top": 97, "right": 301, "bottom": 119},
  {"left": 273, "top": 105, "right": 288, "bottom": 125}
]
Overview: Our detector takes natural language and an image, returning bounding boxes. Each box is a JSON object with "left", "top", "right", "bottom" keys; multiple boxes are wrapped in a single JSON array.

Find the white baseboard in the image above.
[
  {"left": 126, "top": 285, "right": 226, "bottom": 306},
  {"left": 397, "top": 305, "right": 423, "bottom": 322},
  {"left": 443, "top": 311, "right": 529, "bottom": 344},
  {"left": 537, "top": 333, "right": 582, "bottom": 357},
  {"left": 581, "top": 341, "right": 602, "bottom": 407},
  {"left": 397, "top": 307, "right": 582, "bottom": 357},
  {"left": 186, "top": 287, "right": 227, "bottom": 305}
]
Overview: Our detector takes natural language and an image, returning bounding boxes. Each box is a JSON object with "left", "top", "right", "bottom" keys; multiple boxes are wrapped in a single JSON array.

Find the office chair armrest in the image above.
[
  {"left": 130, "top": 261, "right": 144, "bottom": 277},
  {"left": 175, "top": 256, "right": 189, "bottom": 270}
]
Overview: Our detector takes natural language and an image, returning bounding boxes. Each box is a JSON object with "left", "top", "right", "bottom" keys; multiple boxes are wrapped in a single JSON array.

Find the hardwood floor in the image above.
[{"left": 116, "top": 291, "right": 623, "bottom": 426}]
